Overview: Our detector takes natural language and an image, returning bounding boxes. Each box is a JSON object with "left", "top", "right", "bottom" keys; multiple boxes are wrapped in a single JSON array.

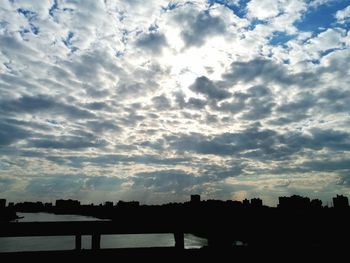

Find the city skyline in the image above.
[
  {"left": 1, "top": 193, "right": 349, "bottom": 209},
  {"left": 1, "top": 1, "right": 350, "bottom": 206}
]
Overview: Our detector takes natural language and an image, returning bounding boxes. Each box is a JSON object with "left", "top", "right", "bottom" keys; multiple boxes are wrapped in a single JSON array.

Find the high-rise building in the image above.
[
  {"left": 0, "top": 199, "right": 6, "bottom": 208},
  {"left": 190, "top": 194, "right": 201, "bottom": 203},
  {"left": 333, "top": 195, "right": 349, "bottom": 208},
  {"left": 251, "top": 198, "right": 263, "bottom": 208}
]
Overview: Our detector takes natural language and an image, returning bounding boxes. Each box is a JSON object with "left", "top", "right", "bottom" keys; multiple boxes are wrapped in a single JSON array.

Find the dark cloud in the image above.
[
  {"left": 240, "top": 85, "right": 275, "bottom": 120},
  {"left": 190, "top": 76, "right": 231, "bottom": 101},
  {"left": 120, "top": 111, "right": 146, "bottom": 126},
  {"left": 84, "top": 120, "right": 121, "bottom": 134},
  {"left": 282, "top": 128, "right": 350, "bottom": 152},
  {"left": 318, "top": 88, "right": 350, "bottom": 113},
  {"left": 241, "top": 98, "right": 275, "bottom": 120},
  {"left": 0, "top": 95, "right": 95, "bottom": 119},
  {"left": 135, "top": 32, "right": 167, "bottom": 54},
  {"left": 85, "top": 176, "right": 124, "bottom": 191},
  {"left": 45, "top": 154, "right": 190, "bottom": 167},
  {"left": 25, "top": 175, "right": 85, "bottom": 196},
  {"left": 132, "top": 169, "right": 200, "bottom": 193},
  {"left": 167, "top": 126, "right": 350, "bottom": 160},
  {"left": 28, "top": 135, "right": 107, "bottom": 149},
  {"left": 214, "top": 85, "right": 275, "bottom": 120},
  {"left": 0, "top": 33, "right": 37, "bottom": 56},
  {"left": 167, "top": 125, "right": 277, "bottom": 156},
  {"left": 265, "top": 158, "right": 350, "bottom": 177},
  {"left": 0, "top": 120, "right": 31, "bottom": 146},
  {"left": 62, "top": 50, "right": 122, "bottom": 83},
  {"left": 84, "top": 101, "right": 112, "bottom": 111},
  {"left": 223, "top": 58, "right": 317, "bottom": 86},
  {"left": 173, "top": 91, "right": 207, "bottom": 109},
  {"left": 308, "top": 128, "right": 350, "bottom": 151},
  {"left": 200, "top": 163, "right": 245, "bottom": 179},
  {"left": 176, "top": 11, "right": 226, "bottom": 47},
  {"left": 116, "top": 81, "right": 152, "bottom": 100},
  {"left": 205, "top": 114, "right": 219, "bottom": 124},
  {"left": 187, "top": 97, "right": 207, "bottom": 109},
  {"left": 269, "top": 115, "right": 308, "bottom": 125},
  {"left": 151, "top": 94, "right": 171, "bottom": 110},
  {"left": 139, "top": 140, "right": 165, "bottom": 151},
  {"left": 216, "top": 93, "right": 247, "bottom": 113},
  {"left": 174, "top": 91, "right": 186, "bottom": 109},
  {"left": 301, "top": 159, "right": 350, "bottom": 172},
  {"left": 276, "top": 92, "right": 316, "bottom": 113}
]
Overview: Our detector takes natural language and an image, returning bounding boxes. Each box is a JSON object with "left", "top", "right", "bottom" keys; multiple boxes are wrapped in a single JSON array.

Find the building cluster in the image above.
[
  {"left": 277, "top": 194, "right": 350, "bottom": 209},
  {"left": 0, "top": 195, "right": 349, "bottom": 211}
]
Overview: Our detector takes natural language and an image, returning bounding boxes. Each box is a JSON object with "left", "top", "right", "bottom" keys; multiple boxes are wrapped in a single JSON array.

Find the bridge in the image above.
[
  {"left": 0, "top": 220, "right": 186, "bottom": 250},
  {"left": 1, "top": 209, "right": 350, "bottom": 260}
]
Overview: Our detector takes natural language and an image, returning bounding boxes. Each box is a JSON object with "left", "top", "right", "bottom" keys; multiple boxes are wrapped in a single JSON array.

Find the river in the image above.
[{"left": 0, "top": 212, "right": 207, "bottom": 252}]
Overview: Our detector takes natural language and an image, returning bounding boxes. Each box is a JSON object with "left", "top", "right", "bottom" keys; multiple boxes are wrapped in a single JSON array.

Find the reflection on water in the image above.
[{"left": 0, "top": 213, "right": 207, "bottom": 252}]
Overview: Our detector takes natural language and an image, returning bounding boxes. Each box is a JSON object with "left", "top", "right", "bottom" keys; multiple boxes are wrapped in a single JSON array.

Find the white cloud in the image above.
[
  {"left": 246, "top": 0, "right": 283, "bottom": 20},
  {"left": 1, "top": 0, "right": 350, "bottom": 204},
  {"left": 336, "top": 5, "right": 350, "bottom": 24},
  {"left": 304, "top": 28, "right": 346, "bottom": 53}
]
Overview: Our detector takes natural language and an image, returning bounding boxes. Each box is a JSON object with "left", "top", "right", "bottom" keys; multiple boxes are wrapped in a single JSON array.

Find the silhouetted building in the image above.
[
  {"left": 242, "top": 199, "right": 250, "bottom": 206},
  {"left": 0, "top": 199, "right": 6, "bottom": 208},
  {"left": 226, "top": 200, "right": 243, "bottom": 208},
  {"left": 55, "top": 199, "right": 80, "bottom": 209},
  {"left": 251, "top": 198, "right": 263, "bottom": 208},
  {"left": 117, "top": 201, "right": 139, "bottom": 208},
  {"left": 310, "top": 199, "right": 322, "bottom": 209},
  {"left": 104, "top": 201, "right": 113, "bottom": 208},
  {"left": 191, "top": 194, "right": 201, "bottom": 203},
  {"left": 44, "top": 203, "right": 53, "bottom": 208},
  {"left": 333, "top": 195, "right": 349, "bottom": 209},
  {"left": 278, "top": 195, "right": 310, "bottom": 209}
]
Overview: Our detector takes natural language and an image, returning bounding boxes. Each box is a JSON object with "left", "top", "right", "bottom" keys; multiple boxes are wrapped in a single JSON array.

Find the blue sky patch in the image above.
[
  {"left": 161, "top": 2, "right": 179, "bottom": 12},
  {"left": 30, "top": 24, "right": 39, "bottom": 35},
  {"left": 49, "top": 0, "right": 58, "bottom": 18},
  {"left": 17, "top": 8, "right": 37, "bottom": 21},
  {"left": 62, "top": 31, "right": 77, "bottom": 52},
  {"left": 320, "top": 46, "right": 346, "bottom": 57},
  {"left": 63, "top": 31, "right": 74, "bottom": 47},
  {"left": 269, "top": 32, "right": 296, "bottom": 47},
  {"left": 296, "top": 1, "right": 350, "bottom": 34},
  {"left": 245, "top": 18, "right": 268, "bottom": 31}
]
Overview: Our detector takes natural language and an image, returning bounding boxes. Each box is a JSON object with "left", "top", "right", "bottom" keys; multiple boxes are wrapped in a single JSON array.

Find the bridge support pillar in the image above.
[
  {"left": 174, "top": 232, "right": 184, "bottom": 249},
  {"left": 92, "top": 233, "right": 101, "bottom": 250},
  {"left": 75, "top": 234, "right": 82, "bottom": 250}
]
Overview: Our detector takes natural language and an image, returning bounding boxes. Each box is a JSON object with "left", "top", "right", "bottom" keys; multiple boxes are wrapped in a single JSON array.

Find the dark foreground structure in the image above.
[{"left": 1, "top": 195, "right": 350, "bottom": 261}]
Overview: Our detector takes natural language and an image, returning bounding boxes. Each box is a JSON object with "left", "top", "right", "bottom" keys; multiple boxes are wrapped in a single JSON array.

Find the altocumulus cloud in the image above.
[{"left": 1, "top": 0, "right": 350, "bottom": 205}]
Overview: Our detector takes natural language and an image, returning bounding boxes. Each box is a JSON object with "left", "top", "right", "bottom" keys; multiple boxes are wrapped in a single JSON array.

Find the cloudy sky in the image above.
[{"left": 1, "top": 0, "right": 350, "bottom": 206}]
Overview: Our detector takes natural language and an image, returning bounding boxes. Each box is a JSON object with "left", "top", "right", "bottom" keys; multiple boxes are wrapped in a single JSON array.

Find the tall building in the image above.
[
  {"left": 251, "top": 198, "right": 263, "bottom": 208},
  {"left": 55, "top": 199, "right": 81, "bottom": 209},
  {"left": 310, "top": 199, "right": 322, "bottom": 209},
  {"left": 190, "top": 194, "right": 201, "bottom": 203},
  {"left": 333, "top": 195, "right": 349, "bottom": 208},
  {"left": 278, "top": 195, "right": 310, "bottom": 209},
  {"left": 242, "top": 199, "right": 250, "bottom": 206},
  {"left": 0, "top": 199, "right": 6, "bottom": 208}
]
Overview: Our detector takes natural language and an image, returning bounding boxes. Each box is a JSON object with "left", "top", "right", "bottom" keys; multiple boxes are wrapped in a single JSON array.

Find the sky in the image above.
[{"left": 1, "top": 0, "right": 350, "bottom": 206}]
